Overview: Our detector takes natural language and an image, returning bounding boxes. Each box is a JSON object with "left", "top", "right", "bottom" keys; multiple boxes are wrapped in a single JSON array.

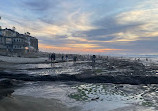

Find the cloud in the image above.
[
  {"left": 72, "top": 16, "right": 143, "bottom": 43},
  {"left": 114, "top": 0, "right": 158, "bottom": 42},
  {"left": 21, "top": 0, "right": 59, "bottom": 11},
  {"left": 1, "top": 0, "right": 158, "bottom": 55},
  {"left": 39, "top": 43, "right": 121, "bottom": 54},
  {"left": 75, "top": 0, "right": 158, "bottom": 44}
]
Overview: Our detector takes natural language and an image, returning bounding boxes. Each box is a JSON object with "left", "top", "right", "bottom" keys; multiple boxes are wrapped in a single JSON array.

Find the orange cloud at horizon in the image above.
[{"left": 39, "top": 43, "right": 122, "bottom": 54}]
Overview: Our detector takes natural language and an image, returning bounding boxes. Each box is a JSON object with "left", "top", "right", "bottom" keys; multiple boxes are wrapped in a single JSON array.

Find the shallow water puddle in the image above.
[
  {"left": 13, "top": 82, "right": 158, "bottom": 111},
  {"left": 13, "top": 61, "right": 92, "bottom": 75}
]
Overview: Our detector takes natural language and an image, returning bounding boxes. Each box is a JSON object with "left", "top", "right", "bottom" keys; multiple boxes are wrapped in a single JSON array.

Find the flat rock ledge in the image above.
[
  {"left": 0, "top": 72, "right": 158, "bottom": 85},
  {"left": 0, "top": 79, "right": 17, "bottom": 99}
]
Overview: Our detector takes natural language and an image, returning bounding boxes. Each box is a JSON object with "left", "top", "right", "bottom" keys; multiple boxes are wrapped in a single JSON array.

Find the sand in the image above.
[
  {"left": 0, "top": 95, "right": 78, "bottom": 111},
  {"left": 0, "top": 56, "right": 48, "bottom": 64},
  {"left": 0, "top": 95, "right": 156, "bottom": 111}
]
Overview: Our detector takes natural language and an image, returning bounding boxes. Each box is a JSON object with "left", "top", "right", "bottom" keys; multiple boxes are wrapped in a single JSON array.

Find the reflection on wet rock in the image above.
[
  {"left": 68, "top": 83, "right": 158, "bottom": 110},
  {"left": 0, "top": 79, "right": 24, "bottom": 99}
]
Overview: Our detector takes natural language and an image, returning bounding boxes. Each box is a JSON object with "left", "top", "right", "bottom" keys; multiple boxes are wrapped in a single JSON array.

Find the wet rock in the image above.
[
  {"left": 1, "top": 71, "right": 158, "bottom": 84},
  {"left": 0, "top": 79, "right": 15, "bottom": 99},
  {"left": 0, "top": 88, "right": 14, "bottom": 99},
  {"left": 0, "top": 79, "right": 14, "bottom": 88},
  {"left": 0, "top": 57, "right": 158, "bottom": 84},
  {"left": 91, "top": 97, "right": 99, "bottom": 101}
]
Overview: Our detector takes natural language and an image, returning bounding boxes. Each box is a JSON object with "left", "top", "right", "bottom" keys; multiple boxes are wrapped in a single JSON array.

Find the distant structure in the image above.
[
  {"left": 0, "top": 16, "right": 1, "bottom": 29},
  {"left": 0, "top": 28, "right": 38, "bottom": 55},
  {"left": 0, "top": 17, "right": 38, "bottom": 55}
]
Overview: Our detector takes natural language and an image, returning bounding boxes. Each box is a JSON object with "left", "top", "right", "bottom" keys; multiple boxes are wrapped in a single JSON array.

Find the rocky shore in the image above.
[
  {"left": 1, "top": 56, "right": 158, "bottom": 111},
  {"left": 0, "top": 79, "right": 15, "bottom": 99},
  {"left": 0, "top": 71, "right": 158, "bottom": 85},
  {"left": 0, "top": 57, "right": 158, "bottom": 85}
]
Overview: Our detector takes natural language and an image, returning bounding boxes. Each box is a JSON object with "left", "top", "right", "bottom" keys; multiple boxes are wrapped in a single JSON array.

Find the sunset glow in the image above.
[
  {"left": 39, "top": 43, "right": 121, "bottom": 54},
  {"left": 1, "top": 0, "right": 158, "bottom": 55}
]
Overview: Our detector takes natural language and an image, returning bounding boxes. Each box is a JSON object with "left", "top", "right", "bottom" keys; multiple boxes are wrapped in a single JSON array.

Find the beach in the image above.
[
  {"left": 0, "top": 95, "right": 77, "bottom": 111},
  {"left": 1, "top": 55, "right": 158, "bottom": 111},
  {"left": 1, "top": 81, "right": 158, "bottom": 111}
]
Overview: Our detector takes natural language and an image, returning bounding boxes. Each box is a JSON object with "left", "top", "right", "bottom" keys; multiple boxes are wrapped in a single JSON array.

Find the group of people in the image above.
[
  {"left": 49, "top": 53, "right": 96, "bottom": 63},
  {"left": 49, "top": 53, "right": 56, "bottom": 62},
  {"left": 49, "top": 53, "right": 69, "bottom": 62},
  {"left": 61, "top": 55, "right": 68, "bottom": 61}
]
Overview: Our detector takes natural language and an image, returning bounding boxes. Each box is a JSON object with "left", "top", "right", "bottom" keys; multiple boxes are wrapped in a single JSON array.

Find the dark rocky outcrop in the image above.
[
  {"left": 0, "top": 79, "right": 15, "bottom": 99},
  {"left": 0, "top": 71, "right": 158, "bottom": 85},
  {"left": 0, "top": 58, "right": 158, "bottom": 85}
]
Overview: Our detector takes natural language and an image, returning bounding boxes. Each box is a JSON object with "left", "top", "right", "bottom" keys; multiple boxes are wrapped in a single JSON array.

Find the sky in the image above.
[{"left": 0, "top": 0, "right": 158, "bottom": 55}]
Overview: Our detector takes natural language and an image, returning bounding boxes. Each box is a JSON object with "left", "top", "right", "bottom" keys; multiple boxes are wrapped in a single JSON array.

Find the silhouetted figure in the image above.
[
  {"left": 66, "top": 55, "right": 68, "bottom": 61},
  {"left": 61, "top": 55, "right": 64, "bottom": 61},
  {"left": 48, "top": 54, "right": 51, "bottom": 60},
  {"left": 50, "top": 54, "right": 53, "bottom": 62},
  {"left": 51, "top": 53, "right": 56, "bottom": 62},
  {"left": 92, "top": 55, "right": 96, "bottom": 63},
  {"left": 73, "top": 56, "right": 77, "bottom": 62}
]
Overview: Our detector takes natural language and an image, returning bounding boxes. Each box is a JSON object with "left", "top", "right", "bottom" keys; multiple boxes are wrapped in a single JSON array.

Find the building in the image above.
[
  {"left": 0, "top": 28, "right": 38, "bottom": 55},
  {"left": 12, "top": 34, "right": 28, "bottom": 53},
  {"left": 25, "top": 35, "right": 38, "bottom": 52},
  {"left": 0, "top": 35, "right": 6, "bottom": 49},
  {"left": 0, "top": 30, "right": 6, "bottom": 52}
]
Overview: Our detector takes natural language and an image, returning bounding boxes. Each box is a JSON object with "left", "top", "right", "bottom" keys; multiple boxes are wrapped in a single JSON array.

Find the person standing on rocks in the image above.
[
  {"left": 53, "top": 53, "right": 56, "bottom": 61},
  {"left": 73, "top": 56, "right": 77, "bottom": 62},
  {"left": 61, "top": 55, "right": 64, "bottom": 61},
  {"left": 50, "top": 53, "right": 53, "bottom": 62},
  {"left": 66, "top": 55, "right": 68, "bottom": 61},
  {"left": 48, "top": 54, "right": 51, "bottom": 60},
  {"left": 92, "top": 55, "right": 96, "bottom": 63},
  {"left": 51, "top": 53, "right": 56, "bottom": 62}
]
